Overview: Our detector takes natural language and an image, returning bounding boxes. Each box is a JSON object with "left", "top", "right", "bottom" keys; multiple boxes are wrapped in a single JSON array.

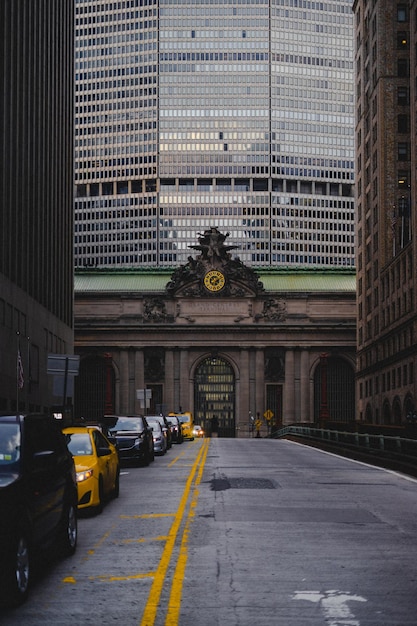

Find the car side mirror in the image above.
[
  {"left": 32, "top": 450, "right": 56, "bottom": 468},
  {"left": 97, "top": 447, "right": 111, "bottom": 457}
]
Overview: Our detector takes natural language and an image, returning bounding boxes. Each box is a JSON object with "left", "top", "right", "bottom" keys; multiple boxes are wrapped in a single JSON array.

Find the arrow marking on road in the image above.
[{"left": 293, "top": 589, "right": 367, "bottom": 625}]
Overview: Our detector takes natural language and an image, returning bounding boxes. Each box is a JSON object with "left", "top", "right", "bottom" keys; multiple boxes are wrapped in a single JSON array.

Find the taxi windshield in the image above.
[
  {"left": 0, "top": 423, "right": 21, "bottom": 470},
  {"left": 65, "top": 432, "right": 93, "bottom": 456}
]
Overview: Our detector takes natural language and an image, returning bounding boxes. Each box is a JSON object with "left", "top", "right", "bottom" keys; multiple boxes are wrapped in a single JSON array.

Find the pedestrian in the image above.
[
  {"left": 255, "top": 414, "right": 262, "bottom": 438},
  {"left": 211, "top": 415, "right": 219, "bottom": 438}
]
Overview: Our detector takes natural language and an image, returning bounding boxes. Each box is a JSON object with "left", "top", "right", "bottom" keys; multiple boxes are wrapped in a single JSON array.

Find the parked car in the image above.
[
  {"left": 146, "top": 414, "right": 172, "bottom": 449},
  {"left": 100, "top": 415, "right": 154, "bottom": 466},
  {"left": 169, "top": 411, "right": 194, "bottom": 440},
  {"left": 192, "top": 424, "right": 204, "bottom": 438},
  {"left": 0, "top": 413, "right": 78, "bottom": 607},
  {"left": 166, "top": 415, "right": 184, "bottom": 444},
  {"left": 146, "top": 417, "right": 167, "bottom": 455},
  {"left": 82, "top": 420, "right": 119, "bottom": 454},
  {"left": 63, "top": 425, "right": 120, "bottom": 513}
]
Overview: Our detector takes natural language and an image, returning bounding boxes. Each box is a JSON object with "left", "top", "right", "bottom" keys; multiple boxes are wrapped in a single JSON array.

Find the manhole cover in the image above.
[{"left": 210, "top": 477, "right": 276, "bottom": 491}]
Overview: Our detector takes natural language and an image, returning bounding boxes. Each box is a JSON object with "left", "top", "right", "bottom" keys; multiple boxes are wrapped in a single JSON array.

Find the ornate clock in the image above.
[{"left": 203, "top": 269, "right": 226, "bottom": 293}]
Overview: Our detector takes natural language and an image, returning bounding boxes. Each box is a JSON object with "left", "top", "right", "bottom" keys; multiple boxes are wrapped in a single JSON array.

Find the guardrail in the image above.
[{"left": 275, "top": 425, "right": 417, "bottom": 472}]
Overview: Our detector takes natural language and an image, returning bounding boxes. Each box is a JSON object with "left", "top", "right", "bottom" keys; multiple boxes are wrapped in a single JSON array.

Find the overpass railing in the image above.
[{"left": 275, "top": 425, "right": 417, "bottom": 465}]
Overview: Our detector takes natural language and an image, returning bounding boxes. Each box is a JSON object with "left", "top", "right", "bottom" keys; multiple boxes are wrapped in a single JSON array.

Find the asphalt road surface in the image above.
[{"left": 1, "top": 437, "right": 417, "bottom": 626}]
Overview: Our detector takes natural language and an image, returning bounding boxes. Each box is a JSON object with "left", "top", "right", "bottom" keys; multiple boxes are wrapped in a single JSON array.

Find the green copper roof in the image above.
[
  {"left": 259, "top": 272, "right": 356, "bottom": 292},
  {"left": 74, "top": 268, "right": 356, "bottom": 294},
  {"left": 75, "top": 271, "right": 172, "bottom": 293}
]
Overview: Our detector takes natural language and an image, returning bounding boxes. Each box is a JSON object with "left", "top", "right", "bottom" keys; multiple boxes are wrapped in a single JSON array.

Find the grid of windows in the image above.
[
  {"left": 354, "top": 0, "right": 417, "bottom": 425},
  {"left": 74, "top": 0, "right": 355, "bottom": 268}
]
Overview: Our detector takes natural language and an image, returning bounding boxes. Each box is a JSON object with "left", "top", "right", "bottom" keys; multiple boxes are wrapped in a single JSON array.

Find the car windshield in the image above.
[
  {"left": 107, "top": 417, "right": 144, "bottom": 432},
  {"left": 0, "top": 423, "right": 21, "bottom": 470},
  {"left": 146, "top": 419, "right": 161, "bottom": 430},
  {"left": 65, "top": 433, "right": 93, "bottom": 456}
]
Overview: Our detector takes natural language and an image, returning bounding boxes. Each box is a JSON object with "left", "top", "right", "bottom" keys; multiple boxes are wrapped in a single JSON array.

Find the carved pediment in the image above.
[{"left": 166, "top": 227, "right": 264, "bottom": 297}]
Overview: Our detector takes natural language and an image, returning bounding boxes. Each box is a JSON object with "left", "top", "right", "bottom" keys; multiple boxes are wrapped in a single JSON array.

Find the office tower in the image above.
[
  {"left": 0, "top": 0, "right": 74, "bottom": 411},
  {"left": 354, "top": 0, "right": 417, "bottom": 424},
  {"left": 74, "top": 0, "right": 355, "bottom": 269}
]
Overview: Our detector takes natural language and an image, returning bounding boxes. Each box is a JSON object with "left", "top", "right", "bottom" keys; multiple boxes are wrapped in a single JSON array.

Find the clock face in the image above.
[{"left": 204, "top": 270, "right": 226, "bottom": 292}]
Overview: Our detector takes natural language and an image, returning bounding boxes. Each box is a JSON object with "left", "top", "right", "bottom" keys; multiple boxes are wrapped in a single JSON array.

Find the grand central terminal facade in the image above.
[{"left": 73, "top": 229, "right": 356, "bottom": 437}]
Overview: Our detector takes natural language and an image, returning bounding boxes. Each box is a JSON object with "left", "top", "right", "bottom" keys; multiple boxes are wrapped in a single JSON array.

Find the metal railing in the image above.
[{"left": 275, "top": 425, "right": 417, "bottom": 467}]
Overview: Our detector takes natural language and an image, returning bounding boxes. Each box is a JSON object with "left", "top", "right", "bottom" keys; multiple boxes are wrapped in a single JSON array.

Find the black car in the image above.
[
  {"left": 100, "top": 415, "right": 154, "bottom": 466},
  {"left": 0, "top": 413, "right": 78, "bottom": 607},
  {"left": 166, "top": 415, "right": 183, "bottom": 444}
]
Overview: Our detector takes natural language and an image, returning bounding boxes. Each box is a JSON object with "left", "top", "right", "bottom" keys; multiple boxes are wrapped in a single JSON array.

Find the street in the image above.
[{"left": 1, "top": 438, "right": 417, "bottom": 625}]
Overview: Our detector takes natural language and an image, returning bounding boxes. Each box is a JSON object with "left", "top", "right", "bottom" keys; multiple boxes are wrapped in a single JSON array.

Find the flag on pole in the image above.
[{"left": 17, "top": 350, "right": 24, "bottom": 389}]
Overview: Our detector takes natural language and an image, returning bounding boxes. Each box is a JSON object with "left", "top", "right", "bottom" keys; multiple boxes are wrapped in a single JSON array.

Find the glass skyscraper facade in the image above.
[{"left": 74, "top": 0, "right": 354, "bottom": 269}]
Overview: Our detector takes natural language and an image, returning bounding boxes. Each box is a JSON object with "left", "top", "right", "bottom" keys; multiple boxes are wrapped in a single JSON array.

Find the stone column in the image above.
[
  {"left": 255, "top": 348, "right": 264, "bottom": 422},
  {"left": 128, "top": 348, "right": 136, "bottom": 414},
  {"left": 179, "top": 349, "right": 189, "bottom": 412},
  {"left": 283, "top": 349, "right": 295, "bottom": 425},
  {"left": 300, "top": 349, "right": 310, "bottom": 423},
  {"left": 165, "top": 349, "right": 175, "bottom": 412},
  {"left": 238, "top": 348, "right": 250, "bottom": 437},
  {"left": 119, "top": 349, "right": 129, "bottom": 415},
  {"left": 134, "top": 349, "right": 144, "bottom": 414},
  {"left": 173, "top": 349, "right": 181, "bottom": 411}
]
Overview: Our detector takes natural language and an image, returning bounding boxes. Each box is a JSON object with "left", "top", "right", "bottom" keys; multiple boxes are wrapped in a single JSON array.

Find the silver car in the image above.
[{"left": 146, "top": 417, "right": 167, "bottom": 455}]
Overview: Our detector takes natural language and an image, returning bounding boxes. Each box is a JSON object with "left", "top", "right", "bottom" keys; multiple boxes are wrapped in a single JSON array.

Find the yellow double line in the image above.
[{"left": 140, "top": 437, "right": 210, "bottom": 626}]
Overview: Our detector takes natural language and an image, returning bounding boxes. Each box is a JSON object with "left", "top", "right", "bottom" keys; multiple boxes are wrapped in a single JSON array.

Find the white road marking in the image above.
[{"left": 293, "top": 589, "right": 367, "bottom": 625}]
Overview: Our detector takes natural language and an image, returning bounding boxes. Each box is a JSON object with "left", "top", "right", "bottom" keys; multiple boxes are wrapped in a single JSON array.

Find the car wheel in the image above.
[
  {"left": 2, "top": 531, "right": 31, "bottom": 607},
  {"left": 58, "top": 500, "right": 78, "bottom": 556},
  {"left": 113, "top": 468, "right": 120, "bottom": 498}
]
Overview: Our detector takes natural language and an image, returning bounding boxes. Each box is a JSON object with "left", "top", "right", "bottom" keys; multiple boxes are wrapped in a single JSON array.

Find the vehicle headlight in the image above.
[{"left": 77, "top": 469, "right": 93, "bottom": 483}]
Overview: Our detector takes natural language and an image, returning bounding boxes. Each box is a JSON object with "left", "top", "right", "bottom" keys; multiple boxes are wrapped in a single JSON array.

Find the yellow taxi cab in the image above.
[
  {"left": 168, "top": 412, "right": 194, "bottom": 440},
  {"left": 63, "top": 425, "right": 119, "bottom": 513}
]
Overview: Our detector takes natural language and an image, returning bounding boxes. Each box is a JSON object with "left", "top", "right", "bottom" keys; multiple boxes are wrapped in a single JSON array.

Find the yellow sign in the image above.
[{"left": 264, "top": 409, "right": 274, "bottom": 421}]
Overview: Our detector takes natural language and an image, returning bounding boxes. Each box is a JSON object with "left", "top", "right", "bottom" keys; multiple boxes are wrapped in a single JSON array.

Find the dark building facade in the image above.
[
  {"left": 74, "top": 229, "right": 356, "bottom": 436},
  {"left": 0, "top": 0, "right": 74, "bottom": 412},
  {"left": 354, "top": 0, "right": 417, "bottom": 424}
]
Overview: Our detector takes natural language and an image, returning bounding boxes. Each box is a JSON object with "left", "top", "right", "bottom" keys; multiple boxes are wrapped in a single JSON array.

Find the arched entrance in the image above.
[
  {"left": 313, "top": 356, "right": 355, "bottom": 423},
  {"left": 74, "top": 354, "right": 115, "bottom": 421},
  {"left": 194, "top": 356, "right": 235, "bottom": 437}
]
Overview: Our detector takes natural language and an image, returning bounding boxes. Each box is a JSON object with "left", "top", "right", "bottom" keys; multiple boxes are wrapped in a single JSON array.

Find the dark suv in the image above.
[
  {"left": 0, "top": 413, "right": 78, "bottom": 607},
  {"left": 100, "top": 415, "right": 154, "bottom": 466},
  {"left": 166, "top": 415, "right": 183, "bottom": 444}
]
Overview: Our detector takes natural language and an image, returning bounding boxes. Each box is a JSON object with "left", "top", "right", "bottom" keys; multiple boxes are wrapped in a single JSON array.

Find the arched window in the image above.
[
  {"left": 392, "top": 397, "right": 402, "bottom": 425},
  {"left": 382, "top": 399, "right": 392, "bottom": 425}
]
